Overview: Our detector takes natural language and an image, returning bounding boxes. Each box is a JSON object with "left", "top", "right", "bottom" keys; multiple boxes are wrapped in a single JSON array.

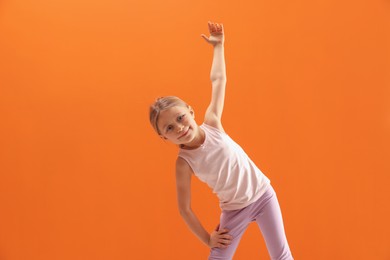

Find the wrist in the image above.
[{"left": 213, "top": 42, "right": 224, "bottom": 48}]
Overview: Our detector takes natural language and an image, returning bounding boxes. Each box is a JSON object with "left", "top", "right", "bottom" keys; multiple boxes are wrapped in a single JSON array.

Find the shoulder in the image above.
[
  {"left": 176, "top": 157, "right": 193, "bottom": 175},
  {"left": 203, "top": 114, "right": 225, "bottom": 133},
  {"left": 175, "top": 157, "right": 193, "bottom": 188}
]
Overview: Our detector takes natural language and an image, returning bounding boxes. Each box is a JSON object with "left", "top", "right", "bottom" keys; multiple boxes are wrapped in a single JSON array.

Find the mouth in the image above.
[{"left": 178, "top": 128, "right": 190, "bottom": 139}]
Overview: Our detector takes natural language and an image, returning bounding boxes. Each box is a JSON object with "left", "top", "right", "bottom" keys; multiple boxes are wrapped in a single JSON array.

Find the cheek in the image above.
[
  {"left": 190, "top": 117, "right": 197, "bottom": 126},
  {"left": 185, "top": 115, "right": 194, "bottom": 124},
  {"left": 166, "top": 132, "right": 175, "bottom": 138}
]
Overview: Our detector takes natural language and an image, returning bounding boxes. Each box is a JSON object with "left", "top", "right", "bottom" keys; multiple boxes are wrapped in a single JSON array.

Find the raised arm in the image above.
[
  {"left": 201, "top": 22, "right": 227, "bottom": 131},
  {"left": 176, "top": 157, "right": 232, "bottom": 249}
]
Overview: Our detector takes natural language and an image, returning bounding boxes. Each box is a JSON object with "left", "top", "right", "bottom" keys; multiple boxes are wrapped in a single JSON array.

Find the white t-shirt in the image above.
[{"left": 178, "top": 123, "right": 271, "bottom": 211}]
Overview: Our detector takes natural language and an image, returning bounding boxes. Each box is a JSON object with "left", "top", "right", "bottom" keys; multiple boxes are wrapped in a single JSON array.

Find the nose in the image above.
[{"left": 177, "top": 125, "right": 184, "bottom": 133}]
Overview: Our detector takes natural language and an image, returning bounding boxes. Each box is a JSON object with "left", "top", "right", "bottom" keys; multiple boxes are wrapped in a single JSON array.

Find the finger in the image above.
[
  {"left": 222, "top": 234, "right": 233, "bottom": 240},
  {"left": 218, "top": 232, "right": 228, "bottom": 236},
  {"left": 215, "top": 224, "right": 220, "bottom": 231},
  {"left": 219, "top": 238, "right": 232, "bottom": 245},
  {"left": 220, "top": 235, "right": 233, "bottom": 241},
  {"left": 210, "top": 23, "right": 217, "bottom": 33},
  {"left": 208, "top": 21, "right": 213, "bottom": 32},
  {"left": 217, "top": 243, "right": 228, "bottom": 249},
  {"left": 214, "top": 23, "right": 219, "bottom": 32},
  {"left": 216, "top": 24, "right": 223, "bottom": 34},
  {"left": 219, "top": 228, "right": 230, "bottom": 234}
]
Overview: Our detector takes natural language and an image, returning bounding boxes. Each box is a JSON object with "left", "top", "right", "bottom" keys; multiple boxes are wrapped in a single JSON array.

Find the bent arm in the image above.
[{"left": 176, "top": 157, "right": 210, "bottom": 247}]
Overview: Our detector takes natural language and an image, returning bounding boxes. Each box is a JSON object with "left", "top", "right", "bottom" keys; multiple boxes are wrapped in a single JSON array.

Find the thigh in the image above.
[
  {"left": 209, "top": 208, "right": 251, "bottom": 260},
  {"left": 255, "top": 191, "right": 293, "bottom": 260}
]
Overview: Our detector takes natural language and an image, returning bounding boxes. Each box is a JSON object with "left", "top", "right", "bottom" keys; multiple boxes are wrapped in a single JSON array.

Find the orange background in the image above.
[{"left": 1, "top": 0, "right": 390, "bottom": 259}]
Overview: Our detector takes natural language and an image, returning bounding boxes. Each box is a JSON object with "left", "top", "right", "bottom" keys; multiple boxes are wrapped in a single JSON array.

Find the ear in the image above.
[{"left": 188, "top": 106, "right": 195, "bottom": 118}]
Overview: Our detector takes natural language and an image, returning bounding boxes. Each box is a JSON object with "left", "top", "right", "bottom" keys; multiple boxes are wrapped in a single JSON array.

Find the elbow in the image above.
[
  {"left": 178, "top": 207, "right": 192, "bottom": 217},
  {"left": 211, "top": 76, "right": 227, "bottom": 84}
]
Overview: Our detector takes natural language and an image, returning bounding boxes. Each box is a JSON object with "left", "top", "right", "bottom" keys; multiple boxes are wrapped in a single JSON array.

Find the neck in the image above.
[{"left": 180, "top": 126, "right": 205, "bottom": 150}]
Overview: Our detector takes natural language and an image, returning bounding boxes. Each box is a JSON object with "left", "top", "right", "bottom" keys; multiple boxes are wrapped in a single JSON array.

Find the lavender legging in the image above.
[{"left": 209, "top": 185, "right": 293, "bottom": 260}]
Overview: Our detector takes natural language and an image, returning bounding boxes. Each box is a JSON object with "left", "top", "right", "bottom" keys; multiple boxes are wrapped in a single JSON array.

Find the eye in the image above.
[
  {"left": 178, "top": 114, "right": 186, "bottom": 121},
  {"left": 166, "top": 125, "right": 173, "bottom": 132}
]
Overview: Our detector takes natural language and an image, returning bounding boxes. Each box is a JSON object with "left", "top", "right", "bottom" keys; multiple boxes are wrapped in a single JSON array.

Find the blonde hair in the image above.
[{"left": 149, "top": 96, "right": 189, "bottom": 135}]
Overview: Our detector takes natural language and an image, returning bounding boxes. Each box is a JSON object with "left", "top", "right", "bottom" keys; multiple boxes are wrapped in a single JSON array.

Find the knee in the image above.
[{"left": 270, "top": 247, "right": 293, "bottom": 260}]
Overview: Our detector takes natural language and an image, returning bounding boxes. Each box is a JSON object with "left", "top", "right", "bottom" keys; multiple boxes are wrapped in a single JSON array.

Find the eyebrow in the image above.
[{"left": 162, "top": 112, "right": 182, "bottom": 130}]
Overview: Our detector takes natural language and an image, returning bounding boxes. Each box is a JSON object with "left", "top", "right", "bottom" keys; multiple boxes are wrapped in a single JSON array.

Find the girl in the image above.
[{"left": 149, "top": 21, "right": 293, "bottom": 260}]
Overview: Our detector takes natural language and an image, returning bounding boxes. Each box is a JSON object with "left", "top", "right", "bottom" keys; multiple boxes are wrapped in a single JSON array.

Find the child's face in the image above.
[{"left": 157, "top": 105, "right": 197, "bottom": 145}]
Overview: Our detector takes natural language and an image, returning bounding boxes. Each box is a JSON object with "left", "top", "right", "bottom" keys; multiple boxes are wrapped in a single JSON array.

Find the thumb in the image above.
[{"left": 201, "top": 34, "right": 210, "bottom": 43}]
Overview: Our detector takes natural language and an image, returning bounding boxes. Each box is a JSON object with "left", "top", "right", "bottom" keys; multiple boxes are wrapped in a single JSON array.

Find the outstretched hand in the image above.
[
  {"left": 201, "top": 21, "right": 225, "bottom": 46},
  {"left": 208, "top": 228, "right": 233, "bottom": 249}
]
